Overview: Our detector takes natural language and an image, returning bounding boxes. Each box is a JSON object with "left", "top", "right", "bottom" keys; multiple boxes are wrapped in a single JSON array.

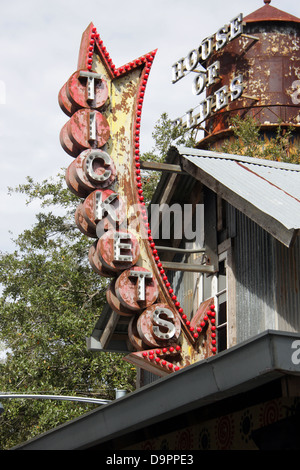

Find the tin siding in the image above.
[
  {"left": 166, "top": 253, "right": 197, "bottom": 320},
  {"left": 276, "top": 236, "right": 300, "bottom": 333},
  {"left": 232, "top": 208, "right": 277, "bottom": 343},
  {"left": 230, "top": 205, "right": 300, "bottom": 343},
  {"left": 167, "top": 204, "right": 300, "bottom": 346}
]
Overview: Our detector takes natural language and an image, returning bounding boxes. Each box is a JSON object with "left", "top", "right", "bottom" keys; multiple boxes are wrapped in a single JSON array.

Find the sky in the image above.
[{"left": 0, "top": 0, "right": 299, "bottom": 253}]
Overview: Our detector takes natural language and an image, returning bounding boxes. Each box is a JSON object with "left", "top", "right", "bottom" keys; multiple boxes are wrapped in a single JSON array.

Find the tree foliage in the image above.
[
  {"left": 0, "top": 111, "right": 297, "bottom": 449},
  {"left": 0, "top": 173, "right": 136, "bottom": 449},
  {"left": 0, "top": 113, "right": 194, "bottom": 449},
  {"left": 140, "top": 112, "right": 197, "bottom": 203},
  {"left": 219, "top": 115, "right": 300, "bottom": 164}
]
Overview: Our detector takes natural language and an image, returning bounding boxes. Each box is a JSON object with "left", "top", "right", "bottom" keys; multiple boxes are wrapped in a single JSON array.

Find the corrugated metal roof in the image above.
[{"left": 173, "top": 146, "right": 300, "bottom": 247}]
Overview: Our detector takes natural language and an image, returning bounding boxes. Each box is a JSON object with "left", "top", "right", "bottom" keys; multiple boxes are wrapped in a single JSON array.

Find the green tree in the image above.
[
  {"left": 0, "top": 173, "right": 136, "bottom": 449},
  {"left": 140, "top": 112, "right": 197, "bottom": 203},
  {"left": 0, "top": 112, "right": 194, "bottom": 449},
  {"left": 219, "top": 115, "right": 300, "bottom": 164},
  {"left": 1, "top": 111, "right": 298, "bottom": 449}
]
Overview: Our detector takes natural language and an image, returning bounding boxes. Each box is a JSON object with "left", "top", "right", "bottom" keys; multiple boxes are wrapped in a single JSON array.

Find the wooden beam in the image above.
[
  {"left": 140, "top": 161, "right": 186, "bottom": 174},
  {"left": 99, "top": 311, "right": 120, "bottom": 349},
  {"left": 162, "top": 261, "right": 216, "bottom": 273},
  {"left": 156, "top": 245, "right": 205, "bottom": 254}
]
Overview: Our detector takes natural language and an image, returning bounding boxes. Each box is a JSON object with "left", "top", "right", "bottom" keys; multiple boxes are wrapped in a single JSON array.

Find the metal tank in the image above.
[{"left": 198, "top": 0, "right": 300, "bottom": 149}]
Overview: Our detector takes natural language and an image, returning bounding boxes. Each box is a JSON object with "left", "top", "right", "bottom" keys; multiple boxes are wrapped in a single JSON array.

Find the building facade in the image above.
[{"left": 15, "top": 1, "right": 300, "bottom": 450}]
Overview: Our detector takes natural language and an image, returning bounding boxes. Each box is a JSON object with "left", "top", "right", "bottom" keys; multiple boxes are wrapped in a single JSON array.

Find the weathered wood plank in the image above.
[
  {"left": 140, "top": 161, "right": 186, "bottom": 174},
  {"left": 162, "top": 261, "right": 216, "bottom": 273}
]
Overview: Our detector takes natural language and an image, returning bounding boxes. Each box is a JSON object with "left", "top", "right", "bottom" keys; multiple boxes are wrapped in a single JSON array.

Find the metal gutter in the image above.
[
  {"left": 0, "top": 394, "right": 111, "bottom": 405},
  {"left": 14, "top": 330, "right": 300, "bottom": 450}
]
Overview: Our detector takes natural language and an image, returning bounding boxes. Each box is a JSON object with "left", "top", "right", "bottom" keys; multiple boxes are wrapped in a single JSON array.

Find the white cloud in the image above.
[{"left": 0, "top": 0, "right": 298, "bottom": 252}]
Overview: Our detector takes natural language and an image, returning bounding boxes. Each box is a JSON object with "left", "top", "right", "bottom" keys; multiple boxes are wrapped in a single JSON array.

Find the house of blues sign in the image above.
[
  {"left": 59, "top": 23, "right": 217, "bottom": 377},
  {"left": 172, "top": 13, "right": 244, "bottom": 129}
]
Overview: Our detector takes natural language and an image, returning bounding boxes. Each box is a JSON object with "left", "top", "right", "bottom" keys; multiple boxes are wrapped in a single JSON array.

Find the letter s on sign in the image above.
[
  {"left": 291, "top": 340, "right": 300, "bottom": 365},
  {"left": 152, "top": 307, "right": 176, "bottom": 340}
]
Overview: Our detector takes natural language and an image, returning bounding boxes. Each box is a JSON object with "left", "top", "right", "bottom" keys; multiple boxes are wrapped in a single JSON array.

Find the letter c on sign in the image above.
[{"left": 84, "top": 150, "right": 112, "bottom": 184}]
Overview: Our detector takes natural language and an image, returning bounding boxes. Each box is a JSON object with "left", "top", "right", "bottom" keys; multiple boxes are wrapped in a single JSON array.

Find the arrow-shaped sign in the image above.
[{"left": 59, "top": 23, "right": 217, "bottom": 377}]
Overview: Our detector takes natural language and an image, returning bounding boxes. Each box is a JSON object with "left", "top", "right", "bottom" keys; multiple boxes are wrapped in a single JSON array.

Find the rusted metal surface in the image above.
[
  {"left": 97, "top": 229, "right": 140, "bottom": 273},
  {"left": 88, "top": 241, "right": 115, "bottom": 277},
  {"left": 75, "top": 203, "right": 97, "bottom": 238},
  {"left": 244, "top": 1, "right": 300, "bottom": 24},
  {"left": 128, "top": 315, "right": 144, "bottom": 350},
  {"left": 125, "top": 349, "right": 181, "bottom": 377},
  {"left": 66, "top": 70, "right": 109, "bottom": 110},
  {"left": 66, "top": 149, "right": 117, "bottom": 197},
  {"left": 60, "top": 121, "right": 82, "bottom": 157},
  {"left": 136, "top": 303, "right": 181, "bottom": 348},
  {"left": 190, "top": 298, "right": 216, "bottom": 355},
  {"left": 66, "top": 109, "right": 110, "bottom": 150},
  {"left": 82, "top": 189, "right": 126, "bottom": 234},
  {"left": 66, "top": 163, "right": 89, "bottom": 198},
  {"left": 58, "top": 83, "right": 77, "bottom": 117},
  {"left": 106, "top": 280, "right": 136, "bottom": 317},
  {"left": 60, "top": 22, "right": 218, "bottom": 377},
  {"left": 115, "top": 266, "right": 159, "bottom": 311},
  {"left": 200, "top": 2, "right": 300, "bottom": 145}
]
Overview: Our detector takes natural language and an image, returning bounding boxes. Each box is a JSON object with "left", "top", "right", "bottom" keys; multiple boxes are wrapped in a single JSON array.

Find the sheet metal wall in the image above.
[
  {"left": 162, "top": 202, "right": 299, "bottom": 349},
  {"left": 229, "top": 205, "right": 300, "bottom": 343},
  {"left": 233, "top": 207, "right": 277, "bottom": 343},
  {"left": 165, "top": 252, "right": 198, "bottom": 321},
  {"left": 276, "top": 236, "right": 300, "bottom": 332},
  {"left": 143, "top": 199, "right": 299, "bottom": 388}
]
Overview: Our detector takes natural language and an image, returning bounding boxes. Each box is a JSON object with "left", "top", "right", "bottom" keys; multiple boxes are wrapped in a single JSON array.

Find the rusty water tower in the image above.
[{"left": 198, "top": 0, "right": 300, "bottom": 150}]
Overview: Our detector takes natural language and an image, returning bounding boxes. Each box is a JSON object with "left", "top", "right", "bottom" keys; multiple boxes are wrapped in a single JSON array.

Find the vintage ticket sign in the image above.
[{"left": 59, "top": 23, "right": 217, "bottom": 376}]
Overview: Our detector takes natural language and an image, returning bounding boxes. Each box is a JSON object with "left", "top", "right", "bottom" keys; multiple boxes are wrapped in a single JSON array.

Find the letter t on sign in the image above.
[
  {"left": 129, "top": 270, "right": 153, "bottom": 302},
  {"left": 79, "top": 71, "right": 102, "bottom": 101}
]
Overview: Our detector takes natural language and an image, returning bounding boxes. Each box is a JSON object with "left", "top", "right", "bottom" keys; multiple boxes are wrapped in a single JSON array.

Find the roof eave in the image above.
[
  {"left": 244, "top": 4, "right": 300, "bottom": 24},
  {"left": 13, "top": 330, "right": 300, "bottom": 450},
  {"left": 169, "top": 146, "right": 300, "bottom": 248}
]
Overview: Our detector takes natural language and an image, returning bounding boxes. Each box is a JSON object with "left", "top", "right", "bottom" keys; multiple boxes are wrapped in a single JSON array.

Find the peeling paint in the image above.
[{"left": 201, "top": 20, "right": 300, "bottom": 142}]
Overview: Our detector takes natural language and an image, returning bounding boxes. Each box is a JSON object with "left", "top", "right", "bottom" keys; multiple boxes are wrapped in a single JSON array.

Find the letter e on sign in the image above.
[{"left": 229, "top": 14, "right": 243, "bottom": 41}]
